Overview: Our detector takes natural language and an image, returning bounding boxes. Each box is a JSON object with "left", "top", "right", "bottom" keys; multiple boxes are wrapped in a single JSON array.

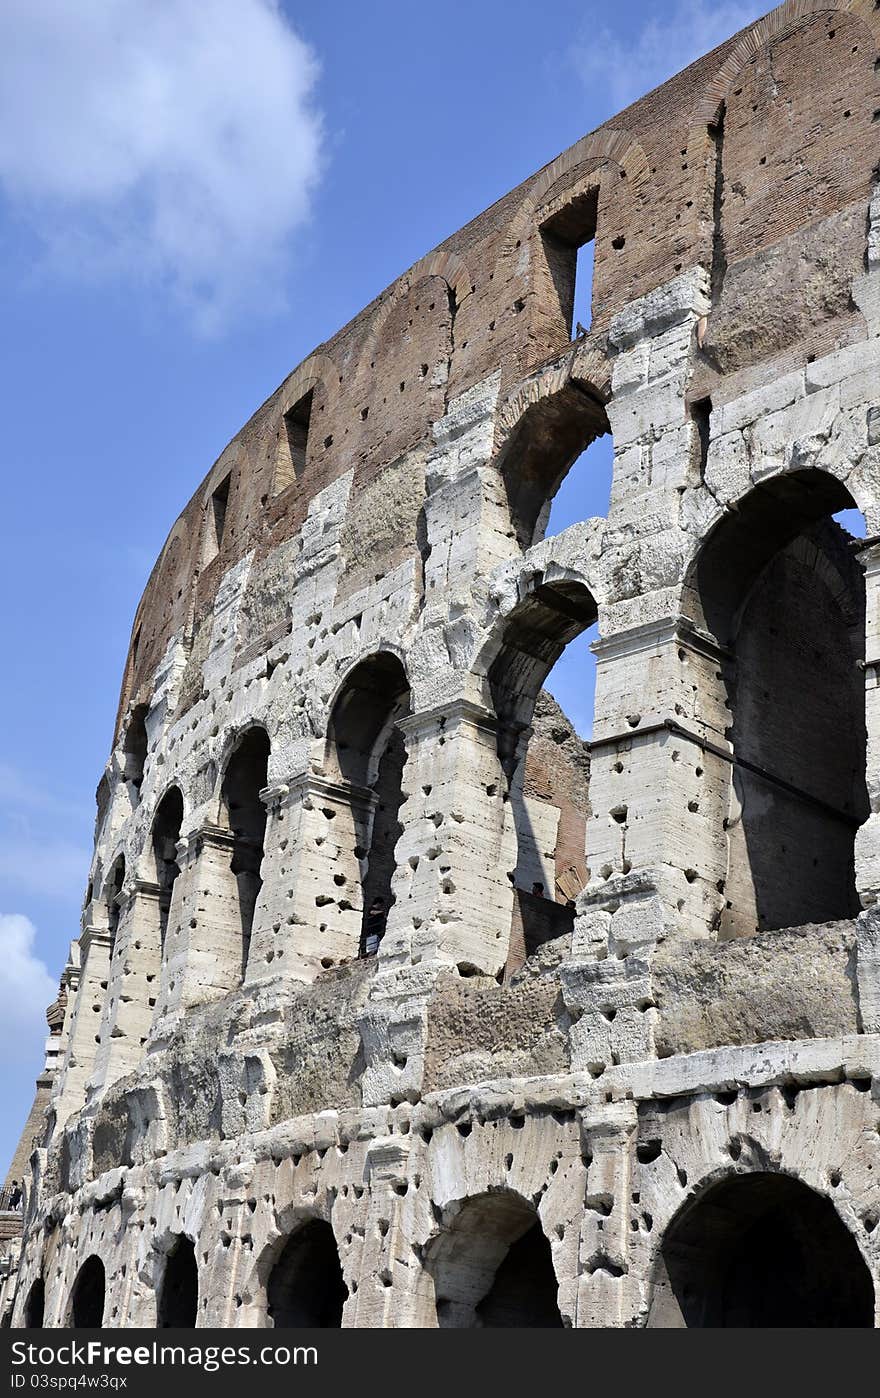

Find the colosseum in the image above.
[{"left": 3, "top": 0, "right": 880, "bottom": 1330}]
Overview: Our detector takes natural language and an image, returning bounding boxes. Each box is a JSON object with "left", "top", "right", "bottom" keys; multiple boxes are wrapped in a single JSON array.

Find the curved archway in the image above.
[
  {"left": 325, "top": 653, "right": 411, "bottom": 957},
  {"left": 487, "top": 580, "right": 597, "bottom": 971},
  {"left": 266, "top": 1220, "right": 346, "bottom": 1328},
  {"left": 497, "top": 381, "right": 611, "bottom": 549},
  {"left": 151, "top": 786, "right": 184, "bottom": 948},
  {"left": 122, "top": 706, "right": 148, "bottom": 798},
  {"left": 219, "top": 726, "right": 271, "bottom": 978},
  {"left": 683, "top": 468, "right": 868, "bottom": 936},
  {"left": 157, "top": 1235, "right": 198, "bottom": 1328},
  {"left": 425, "top": 1191, "right": 562, "bottom": 1328},
  {"left": 649, "top": 1172, "right": 875, "bottom": 1327},
  {"left": 24, "top": 1275, "right": 45, "bottom": 1328},
  {"left": 104, "top": 856, "right": 125, "bottom": 943},
  {"left": 68, "top": 1256, "right": 105, "bottom": 1329}
]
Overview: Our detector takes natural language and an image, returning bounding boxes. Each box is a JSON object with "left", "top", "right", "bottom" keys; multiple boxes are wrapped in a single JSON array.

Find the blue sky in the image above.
[{"left": 0, "top": 0, "right": 770, "bottom": 1166}]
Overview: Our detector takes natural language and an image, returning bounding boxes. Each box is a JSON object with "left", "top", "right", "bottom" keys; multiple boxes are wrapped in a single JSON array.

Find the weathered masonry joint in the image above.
[{"left": 5, "top": 0, "right": 880, "bottom": 1330}]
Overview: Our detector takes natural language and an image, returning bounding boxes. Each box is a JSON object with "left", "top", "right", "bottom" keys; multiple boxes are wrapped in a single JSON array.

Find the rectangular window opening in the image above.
[
  {"left": 540, "top": 188, "right": 599, "bottom": 340},
  {"left": 205, "top": 474, "right": 231, "bottom": 564},
  {"left": 690, "top": 397, "right": 712, "bottom": 481},
  {"left": 278, "top": 390, "right": 313, "bottom": 494}
]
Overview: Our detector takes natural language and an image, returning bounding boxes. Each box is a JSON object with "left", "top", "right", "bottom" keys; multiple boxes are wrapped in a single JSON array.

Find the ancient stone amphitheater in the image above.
[{"left": 5, "top": 0, "right": 880, "bottom": 1330}]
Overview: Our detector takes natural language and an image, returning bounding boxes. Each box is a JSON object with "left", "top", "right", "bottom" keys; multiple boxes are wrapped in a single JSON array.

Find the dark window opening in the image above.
[
  {"left": 152, "top": 787, "right": 184, "bottom": 947},
  {"left": 278, "top": 391, "right": 313, "bottom": 494},
  {"left": 426, "top": 1191, "right": 562, "bottom": 1328},
  {"left": 266, "top": 1220, "right": 346, "bottom": 1327},
  {"left": 221, "top": 727, "right": 270, "bottom": 976},
  {"left": 205, "top": 474, "right": 231, "bottom": 563},
  {"left": 157, "top": 1235, "right": 198, "bottom": 1328},
  {"left": 540, "top": 188, "right": 599, "bottom": 339},
  {"left": 690, "top": 396, "right": 712, "bottom": 481},
  {"left": 69, "top": 1256, "right": 105, "bottom": 1329},
  {"left": 648, "top": 1172, "right": 874, "bottom": 1327}
]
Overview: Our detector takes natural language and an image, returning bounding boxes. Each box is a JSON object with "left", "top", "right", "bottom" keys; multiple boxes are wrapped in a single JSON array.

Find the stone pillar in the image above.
[
  {"left": 51, "top": 927, "right": 113, "bottom": 1128},
  {"left": 575, "top": 1102, "right": 639, "bottom": 1327},
  {"left": 88, "top": 881, "right": 165, "bottom": 1099},
  {"left": 150, "top": 825, "right": 243, "bottom": 1035},
  {"left": 379, "top": 700, "right": 518, "bottom": 976},
  {"left": 855, "top": 539, "right": 880, "bottom": 903},
  {"left": 245, "top": 776, "right": 375, "bottom": 985},
  {"left": 583, "top": 618, "right": 732, "bottom": 954},
  {"left": 347, "top": 1137, "right": 422, "bottom": 1327}
]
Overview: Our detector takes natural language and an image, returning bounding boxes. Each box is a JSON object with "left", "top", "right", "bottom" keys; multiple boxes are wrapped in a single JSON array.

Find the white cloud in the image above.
[
  {"left": 0, "top": 0, "right": 324, "bottom": 331},
  {"left": 0, "top": 914, "right": 56, "bottom": 1072},
  {"left": 572, "top": 0, "right": 766, "bottom": 116}
]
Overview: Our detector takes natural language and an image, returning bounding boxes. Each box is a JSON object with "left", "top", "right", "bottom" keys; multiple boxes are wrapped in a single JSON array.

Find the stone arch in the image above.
[
  {"left": 648, "top": 1170, "right": 875, "bottom": 1327},
  {"left": 217, "top": 725, "right": 271, "bottom": 979},
  {"left": 157, "top": 1234, "right": 199, "bottom": 1328},
  {"left": 495, "top": 365, "right": 612, "bottom": 549},
  {"left": 478, "top": 575, "right": 597, "bottom": 969},
  {"left": 68, "top": 1255, "right": 105, "bottom": 1328},
  {"left": 682, "top": 467, "right": 868, "bottom": 937},
  {"left": 260, "top": 1218, "right": 347, "bottom": 1328},
  {"left": 365, "top": 250, "right": 474, "bottom": 358},
  {"left": 424, "top": 1190, "right": 562, "bottom": 1328},
  {"left": 121, "top": 704, "right": 148, "bottom": 797},
  {"left": 691, "top": 0, "right": 879, "bottom": 132},
  {"left": 103, "top": 854, "right": 126, "bottom": 943},
  {"left": 150, "top": 785, "right": 184, "bottom": 950},
  {"left": 323, "top": 652, "right": 412, "bottom": 957},
  {"left": 271, "top": 351, "right": 340, "bottom": 497}
]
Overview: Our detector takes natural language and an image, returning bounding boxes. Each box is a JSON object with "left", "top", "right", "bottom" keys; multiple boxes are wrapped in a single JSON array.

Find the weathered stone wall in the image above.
[{"left": 9, "top": 0, "right": 880, "bottom": 1329}]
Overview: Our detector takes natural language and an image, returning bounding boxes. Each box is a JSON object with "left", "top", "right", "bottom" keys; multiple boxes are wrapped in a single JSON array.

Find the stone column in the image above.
[
  {"left": 347, "top": 1136, "right": 424, "bottom": 1327},
  {"left": 379, "top": 700, "right": 518, "bottom": 975},
  {"left": 575, "top": 1102, "right": 639, "bottom": 1327},
  {"left": 150, "top": 825, "right": 243, "bottom": 1036},
  {"left": 88, "top": 881, "right": 165, "bottom": 1099},
  {"left": 244, "top": 775, "right": 376, "bottom": 985},
  {"left": 51, "top": 926, "right": 114, "bottom": 1128}
]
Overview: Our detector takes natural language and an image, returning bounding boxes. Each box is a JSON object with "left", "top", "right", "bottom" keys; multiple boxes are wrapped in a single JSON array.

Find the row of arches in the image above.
[
  {"left": 22, "top": 1171, "right": 875, "bottom": 1328},
  {"left": 108, "top": 462, "right": 872, "bottom": 1000}
]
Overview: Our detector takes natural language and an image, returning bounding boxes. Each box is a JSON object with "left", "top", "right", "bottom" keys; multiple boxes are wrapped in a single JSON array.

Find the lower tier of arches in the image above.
[{"left": 9, "top": 1054, "right": 880, "bottom": 1329}]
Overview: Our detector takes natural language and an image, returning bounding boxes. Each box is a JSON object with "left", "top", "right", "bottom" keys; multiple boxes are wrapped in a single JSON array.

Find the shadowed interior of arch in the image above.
[
  {"left": 69, "top": 1256, "right": 105, "bottom": 1328},
  {"left": 488, "top": 579, "right": 596, "bottom": 973},
  {"left": 157, "top": 1235, "right": 198, "bottom": 1328},
  {"left": 648, "top": 1171, "right": 875, "bottom": 1327},
  {"left": 425, "top": 1191, "right": 563, "bottom": 1328},
  {"left": 685, "top": 468, "right": 869, "bottom": 936},
  {"left": 220, "top": 727, "right": 271, "bottom": 977},
  {"left": 265, "top": 1220, "right": 346, "bottom": 1327},
  {"left": 325, "top": 654, "right": 411, "bottom": 956}
]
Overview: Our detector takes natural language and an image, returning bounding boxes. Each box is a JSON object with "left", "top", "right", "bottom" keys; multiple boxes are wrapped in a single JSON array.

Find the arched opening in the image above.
[
  {"left": 123, "top": 705, "right": 148, "bottom": 798},
  {"left": 649, "top": 1172, "right": 875, "bottom": 1327},
  {"left": 685, "top": 469, "right": 868, "bottom": 936},
  {"left": 24, "top": 1275, "right": 45, "bottom": 1328},
  {"left": 69, "top": 1256, "right": 105, "bottom": 1328},
  {"left": 499, "top": 381, "right": 611, "bottom": 549},
  {"left": 489, "top": 582, "right": 597, "bottom": 975},
  {"left": 220, "top": 727, "right": 270, "bottom": 976},
  {"left": 266, "top": 1220, "right": 346, "bottom": 1327},
  {"left": 152, "top": 787, "right": 184, "bottom": 947},
  {"left": 157, "top": 1235, "right": 198, "bottom": 1328},
  {"left": 325, "top": 654, "right": 411, "bottom": 958},
  {"left": 105, "top": 856, "right": 125, "bottom": 942},
  {"left": 425, "top": 1191, "right": 562, "bottom": 1328}
]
